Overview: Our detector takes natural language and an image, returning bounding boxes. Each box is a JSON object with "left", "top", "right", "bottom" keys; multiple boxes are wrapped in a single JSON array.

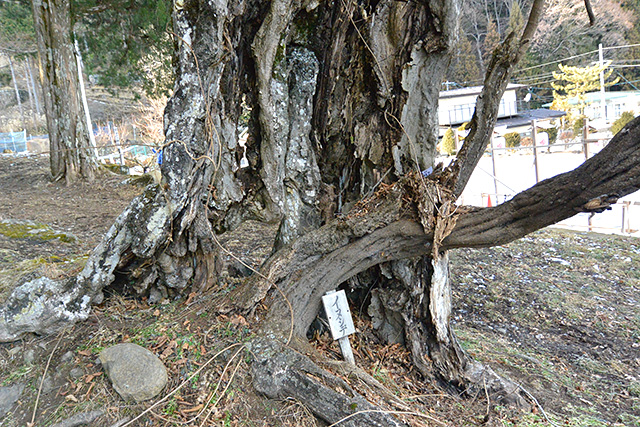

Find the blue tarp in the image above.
[{"left": 0, "top": 131, "right": 27, "bottom": 153}]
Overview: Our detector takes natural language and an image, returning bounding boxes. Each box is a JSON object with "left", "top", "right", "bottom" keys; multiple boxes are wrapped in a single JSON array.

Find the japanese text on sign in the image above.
[{"left": 322, "top": 290, "right": 356, "bottom": 340}]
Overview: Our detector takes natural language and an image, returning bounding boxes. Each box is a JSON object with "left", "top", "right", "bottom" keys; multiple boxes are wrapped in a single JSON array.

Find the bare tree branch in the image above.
[
  {"left": 442, "top": 0, "right": 547, "bottom": 198},
  {"left": 584, "top": 0, "right": 596, "bottom": 26},
  {"left": 444, "top": 116, "right": 640, "bottom": 249},
  {"left": 247, "top": 116, "right": 640, "bottom": 336}
]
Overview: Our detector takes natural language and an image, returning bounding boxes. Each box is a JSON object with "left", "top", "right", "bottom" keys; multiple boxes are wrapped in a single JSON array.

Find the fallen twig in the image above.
[
  {"left": 517, "top": 382, "right": 561, "bottom": 427},
  {"left": 199, "top": 347, "right": 245, "bottom": 426},
  {"left": 327, "top": 409, "right": 447, "bottom": 427},
  {"left": 29, "top": 330, "right": 66, "bottom": 427}
]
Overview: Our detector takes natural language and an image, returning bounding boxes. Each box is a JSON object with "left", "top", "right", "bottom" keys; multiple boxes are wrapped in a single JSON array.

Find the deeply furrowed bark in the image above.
[{"left": 4, "top": 0, "right": 638, "bottom": 423}]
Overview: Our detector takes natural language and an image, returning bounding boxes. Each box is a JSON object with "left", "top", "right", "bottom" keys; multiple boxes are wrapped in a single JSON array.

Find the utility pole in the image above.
[
  {"left": 599, "top": 43, "right": 606, "bottom": 124},
  {"left": 490, "top": 134, "right": 498, "bottom": 204},
  {"left": 8, "top": 55, "right": 26, "bottom": 132},
  {"left": 26, "top": 58, "right": 41, "bottom": 116},
  {"left": 532, "top": 120, "right": 540, "bottom": 184}
]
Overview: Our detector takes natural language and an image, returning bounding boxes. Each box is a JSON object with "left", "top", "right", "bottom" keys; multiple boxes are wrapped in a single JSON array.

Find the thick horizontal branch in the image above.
[
  {"left": 444, "top": 116, "right": 640, "bottom": 249},
  {"left": 249, "top": 116, "right": 640, "bottom": 337}
]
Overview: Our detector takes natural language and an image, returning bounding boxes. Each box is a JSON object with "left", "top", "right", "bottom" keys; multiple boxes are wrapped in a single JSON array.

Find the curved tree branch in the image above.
[{"left": 243, "top": 116, "right": 640, "bottom": 337}]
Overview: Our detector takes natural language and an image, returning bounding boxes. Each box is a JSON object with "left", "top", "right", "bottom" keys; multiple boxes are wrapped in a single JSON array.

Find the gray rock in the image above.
[
  {"left": 0, "top": 277, "right": 93, "bottom": 342},
  {"left": 147, "top": 287, "right": 163, "bottom": 304},
  {"left": 23, "top": 349, "right": 36, "bottom": 365},
  {"left": 61, "top": 350, "right": 74, "bottom": 363},
  {"left": 69, "top": 367, "right": 84, "bottom": 379},
  {"left": 0, "top": 383, "right": 24, "bottom": 418},
  {"left": 50, "top": 410, "right": 104, "bottom": 427},
  {"left": 99, "top": 343, "right": 167, "bottom": 402},
  {"left": 41, "top": 374, "right": 57, "bottom": 395},
  {"left": 6, "top": 346, "right": 21, "bottom": 358}
]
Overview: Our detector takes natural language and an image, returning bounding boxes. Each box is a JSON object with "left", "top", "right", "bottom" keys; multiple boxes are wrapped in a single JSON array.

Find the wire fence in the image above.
[
  {"left": 1, "top": 124, "right": 162, "bottom": 172},
  {"left": 464, "top": 136, "right": 640, "bottom": 236},
  {"left": 0, "top": 130, "right": 27, "bottom": 153}
]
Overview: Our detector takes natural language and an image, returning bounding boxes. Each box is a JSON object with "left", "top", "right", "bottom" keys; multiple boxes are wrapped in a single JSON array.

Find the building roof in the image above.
[
  {"left": 439, "top": 83, "right": 526, "bottom": 99},
  {"left": 581, "top": 90, "right": 640, "bottom": 103},
  {"left": 543, "top": 90, "right": 640, "bottom": 107},
  {"left": 496, "top": 109, "right": 566, "bottom": 129}
]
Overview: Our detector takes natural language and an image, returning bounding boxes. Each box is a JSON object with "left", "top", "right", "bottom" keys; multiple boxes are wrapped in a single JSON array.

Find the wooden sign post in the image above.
[{"left": 322, "top": 290, "right": 356, "bottom": 365}]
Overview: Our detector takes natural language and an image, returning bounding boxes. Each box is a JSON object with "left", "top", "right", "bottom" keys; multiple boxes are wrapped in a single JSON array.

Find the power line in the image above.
[
  {"left": 603, "top": 43, "right": 640, "bottom": 52},
  {"left": 512, "top": 73, "right": 555, "bottom": 83},
  {"left": 613, "top": 71, "right": 640, "bottom": 91},
  {"left": 510, "top": 59, "right": 640, "bottom": 83},
  {"left": 514, "top": 44, "right": 640, "bottom": 74},
  {"left": 448, "top": 50, "right": 640, "bottom": 90},
  {"left": 612, "top": 78, "right": 640, "bottom": 85},
  {"left": 514, "top": 49, "right": 598, "bottom": 73}
]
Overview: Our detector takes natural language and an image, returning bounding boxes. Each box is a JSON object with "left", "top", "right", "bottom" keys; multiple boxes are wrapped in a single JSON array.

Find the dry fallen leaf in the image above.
[
  {"left": 84, "top": 372, "right": 102, "bottom": 383},
  {"left": 185, "top": 292, "right": 197, "bottom": 306}
]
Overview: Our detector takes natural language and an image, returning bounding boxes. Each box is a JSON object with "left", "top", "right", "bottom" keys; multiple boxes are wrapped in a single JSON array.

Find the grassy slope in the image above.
[{"left": 452, "top": 229, "right": 640, "bottom": 426}]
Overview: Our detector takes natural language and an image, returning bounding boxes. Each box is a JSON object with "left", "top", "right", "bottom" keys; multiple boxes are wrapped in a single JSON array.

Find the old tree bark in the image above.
[
  {"left": 32, "top": 0, "right": 96, "bottom": 183},
  {"left": 2, "top": 0, "right": 640, "bottom": 424}
]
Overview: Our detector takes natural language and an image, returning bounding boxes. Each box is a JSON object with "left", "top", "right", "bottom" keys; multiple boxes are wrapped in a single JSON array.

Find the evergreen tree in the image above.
[
  {"left": 73, "top": 0, "right": 173, "bottom": 98},
  {"left": 482, "top": 19, "right": 500, "bottom": 67},
  {"left": 611, "top": 111, "right": 635, "bottom": 135},
  {"left": 449, "top": 36, "right": 480, "bottom": 84},
  {"left": 507, "top": 0, "right": 525, "bottom": 36},
  {"left": 0, "top": 0, "right": 36, "bottom": 52}
]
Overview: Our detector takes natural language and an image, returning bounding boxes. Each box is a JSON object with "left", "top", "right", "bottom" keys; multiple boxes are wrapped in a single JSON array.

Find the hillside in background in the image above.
[{"left": 448, "top": 0, "right": 640, "bottom": 107}]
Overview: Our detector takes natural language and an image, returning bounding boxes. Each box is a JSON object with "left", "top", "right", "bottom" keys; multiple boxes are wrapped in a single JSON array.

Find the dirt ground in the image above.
[
  {"left": 0, "top": 154, "right": 638, "bottom": 427},
  {"left": 0, "top": 154, "right": 139, "bottom": 257}
]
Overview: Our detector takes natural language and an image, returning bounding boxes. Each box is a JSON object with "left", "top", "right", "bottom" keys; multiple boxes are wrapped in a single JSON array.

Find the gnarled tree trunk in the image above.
[{"left": 2, "top": 0, "right": 639, "bottom": 424}]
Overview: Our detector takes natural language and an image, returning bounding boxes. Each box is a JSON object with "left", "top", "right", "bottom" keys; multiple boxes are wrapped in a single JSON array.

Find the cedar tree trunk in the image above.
[{"left": 32, "top": 0, "right": 96, "bottom": 183}]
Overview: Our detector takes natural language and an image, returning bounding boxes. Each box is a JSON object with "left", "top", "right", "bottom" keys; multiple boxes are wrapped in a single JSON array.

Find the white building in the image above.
[
  {"left": 438, "top": 83, "right": 523, "bottom": 127},
  {"left": 580, "top": 90, "right": 640, "bottom": 123},
  {"left": 438, "top": 83, "right": 565, "bottom": 145}
]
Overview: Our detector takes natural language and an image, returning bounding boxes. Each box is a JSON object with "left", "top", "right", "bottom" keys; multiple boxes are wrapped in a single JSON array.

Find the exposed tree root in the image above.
[{"left": 248, "top": 337, "right": 407, "bottom": 426}]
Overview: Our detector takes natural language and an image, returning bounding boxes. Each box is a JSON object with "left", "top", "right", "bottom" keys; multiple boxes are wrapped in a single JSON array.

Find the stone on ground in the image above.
[
  {"left": 50, "top": 410, "right": 104, "bottom": 427},
  {"left": 0, "top": 383, "right": 24, "bottom": 417},
  {"left": 99, "top": 343, "right": 167, "bottom": 402}
]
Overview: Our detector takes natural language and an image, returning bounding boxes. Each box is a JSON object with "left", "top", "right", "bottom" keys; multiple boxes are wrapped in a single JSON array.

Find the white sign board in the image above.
[{"left": 322, "top": 290, "right": 356, "bottom": 340}]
